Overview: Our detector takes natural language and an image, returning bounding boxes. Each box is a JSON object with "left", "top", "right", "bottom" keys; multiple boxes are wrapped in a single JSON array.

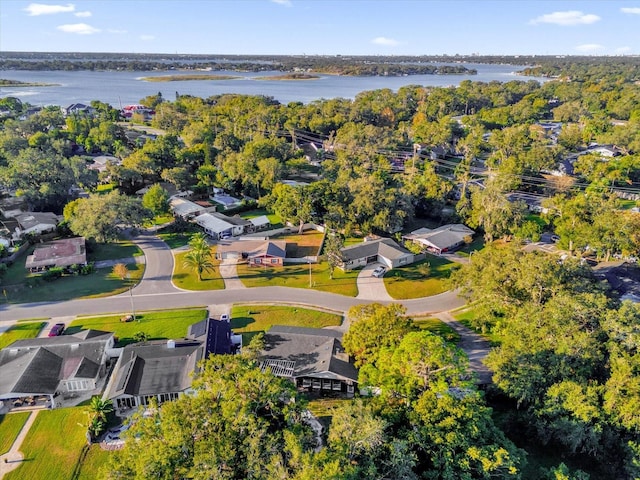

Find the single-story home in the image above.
[
  {"left": 170, "top": 197, "right": 212, "bottom": 220},
  {"left": 0, "top": 329, "right": 115, "bottom": 409},
  {"left": 403, "top": 224, "right": 475, "bottom": 255},
  {"left": 195, "top": 212, "right": 248, "bottom": 239},
  {"left": 216, "top": 239, "right": 287, "bottom": 266},
  {"left": 210, "top": 193, "right": 242, "bottom": 210},
  {"left": 506, "top": 193, "right": 549, "bottom": 214},
  {"left": 15, "top": 212, "right": 61, "bottom": 236},
  {"left": 102, "top": 339, "right": 205, "bottom": 411},
  {"left": 249, "top": 215, "right": 271, "bottom": 231},
  {"left": 260, "top": 326, "right": 359, "bottom": 397},
  {"left": 337, "top": 237, "right": 417, "bottom": 271},
  {"left": 25, "top": 237, "right": 87, "bottom": 272},
  {"left": 88, "top": 155, "right": 120, "bottom": 173},
  {"left": 247, "top": 240, "right": 286, "bottom": 267},
  {"left": 187, "top": 318, "right": 242, "bottom": 356}
]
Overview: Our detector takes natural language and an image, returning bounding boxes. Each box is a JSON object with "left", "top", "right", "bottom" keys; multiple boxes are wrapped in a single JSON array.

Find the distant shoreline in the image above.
[
  {"left": 0, "top": 79, "right": 58, "bottom": 87},
  {"left": 141, "top": 74, "right": 241, "bottom": 82},
  {"left": 255, "top": 73, "right": 320, "bottom": 81}
]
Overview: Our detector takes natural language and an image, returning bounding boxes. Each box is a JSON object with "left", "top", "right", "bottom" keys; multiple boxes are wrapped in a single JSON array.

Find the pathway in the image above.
[
  {"left": 219, "top": 258, "right": 245, "bottom": 290},
  {"left": 355, "top": 263, "right": 394, "bottom": 301},
  {"left": 0, "top": 410, "right": 40, "bottom": 478},
  {"left": 435, "top": 311, "right": 493, "bottom": 384}
]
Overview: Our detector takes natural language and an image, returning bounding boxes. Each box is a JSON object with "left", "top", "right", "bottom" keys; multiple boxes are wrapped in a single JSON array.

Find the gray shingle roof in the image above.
[
  {"left": 339, "top": 238, "right": 410, "bottom": 262},
  {"left": 105, "top": 340, "right": 204, "bottom": 399},
  {"left": 260, "top": 326, "right": 358, "bottom": 383}
]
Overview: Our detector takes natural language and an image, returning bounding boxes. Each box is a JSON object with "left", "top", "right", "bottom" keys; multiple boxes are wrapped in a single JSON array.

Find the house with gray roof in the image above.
[
  {"left": 248, "top": 240, "right": 286, "bottom": 267},
  {"left": 187, "top": 318, "right": 242, "bottom": 356},
  {"left": 195, "top": 212, "right": 249, "bottom": 239},
  {"left": 0, "top": 330, "right": 115, "bottom": 409},
  {"left": 403, "top": 224, "right": 475, "bottom": 255},
  {"left": 337, "top": 237, "right": 418, "bottom": 271},
  {"left": 15, "top": 211, "right": 60, "bottom": 235},
  {"left": 260, "top": 326, "right": 359, "bottom": 397},
  {"left": 170, "top": 196, "right": 212, "bottom": 220},
  {"left": 102, "top": 339, "right": 205, "bottom": 411}
]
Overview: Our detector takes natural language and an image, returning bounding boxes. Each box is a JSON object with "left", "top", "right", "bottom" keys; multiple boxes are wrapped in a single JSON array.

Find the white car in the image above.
[{"left": 372, "top": 266, "right": 386, "bottom": 278}]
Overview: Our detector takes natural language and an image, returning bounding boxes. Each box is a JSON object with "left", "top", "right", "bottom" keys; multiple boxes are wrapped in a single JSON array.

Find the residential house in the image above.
[
  {"left": 15, "top": 212, "right": 60, "bottom": 236},
  {"left": 25, "top": 237, "right": 87, "bottom": 272},
  {"left": 403, "top": 224, "right": 475, "bottom": 255},
  {"left": 61, "top": 103, "right": 95, "bottom": 117},
  {"left": 506, "top": 193, "right": 549, "bottom": 214},
  {"left": 187, "top": 318, "right": 242, "bottom": 356},
  {"left": 103, "top": 339, "right": 205, "bottom": 411},
  {"left": 195, "top": 212, "right": 248, "bottom": 239},
  {"left": 170, "top": 196, "right": 212, "bottom": 220},
  {"left": 249, "top": 215, "right": 271, "bottom": 232},
  {"left": 260, "top": 326, "right": 359, "bottom": 397},
  {"left": 337, "top": 237, "right": 418, "bottom": 271},
  {"left": 247, "top": 240, "right": 286, "bottom": 267},
  {"left": 89, "top": 155, "right": 120, "bottom": 173},
  {"left": 210, "top": 192, "right": 243, "bottom": 211},
  {"left": 0, "top": 330, "right": 115, "bottom": 409}
]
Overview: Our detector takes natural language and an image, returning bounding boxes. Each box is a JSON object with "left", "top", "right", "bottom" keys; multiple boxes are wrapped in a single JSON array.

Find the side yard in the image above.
[
  {"left": 384, "top": 255, "right": 459, "bottom": 299},
  {"left": 172, "top": 248, "right": 224, "bottom": 290},
  {"left": 0, "top": 412, "right": 30, "bottom": 455},
  {"left": 0, "top": 322, "right": 46, "bottom": 350}
]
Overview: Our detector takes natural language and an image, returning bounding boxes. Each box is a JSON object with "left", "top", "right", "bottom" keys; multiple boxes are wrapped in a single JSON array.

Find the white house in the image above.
[
  {"left": 195, "top": 213, "right": 247, "bottom": 239},
  {"left": 337, "top": 238, "right": 418, "bottom": 271},
  {"left": 403, "top": 224, "right": 475, "bottom": 255}
]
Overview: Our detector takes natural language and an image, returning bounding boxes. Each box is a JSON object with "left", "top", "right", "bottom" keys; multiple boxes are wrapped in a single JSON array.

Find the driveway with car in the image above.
[{"left": 356, "top": 263, "right": 394, "bottom": 301}]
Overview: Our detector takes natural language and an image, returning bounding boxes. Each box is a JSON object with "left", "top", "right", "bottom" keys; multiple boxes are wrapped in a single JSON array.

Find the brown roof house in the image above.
[
  {"left": 25, "top": 237, "right": 87, "bottom": 272},
  {"left": 0, "top": 330, "right": 115, "bottom": 409},
  {"left": 260, "top": 326, "right": 359, "bottom": 397}
]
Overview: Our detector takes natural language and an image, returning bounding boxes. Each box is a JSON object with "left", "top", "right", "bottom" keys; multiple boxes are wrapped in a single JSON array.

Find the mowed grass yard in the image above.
[
  {"left": 413, "top": 317, "right": 461, "bottom": 344},
  {"left": 230, "top": 305, "right": 342, "bottom": 343},
  {"left": 172, "top": 249, "right": 224, "bottom": 290},
  {"left": 0, "top": 412, "right": 30, "bottom": 454},
  {"left": 5, "top": 409, "right": 88, "bottom": 480},
  {"left": 68, "top": 308, "right": 208, "bottom": 346},
  {"left": 236, "top": 261, "right": 359, "bottom": 296},
  {"left": 384, "top": 255, "right": 460, "bottom": 299},
  {"left": 76, "top": 444, "right": 112, "bottom": 480},
  {"left": 0, "top": 322, "right": 46, "bottom": 350}
]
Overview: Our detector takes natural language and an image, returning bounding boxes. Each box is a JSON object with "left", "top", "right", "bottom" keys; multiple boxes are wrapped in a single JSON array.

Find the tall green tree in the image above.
[
  {"left": 182, "top": 232, "right": 214, "bottom": 281},
  {"left": 142, "top": 183, "right": 170, "bottom": 216}
]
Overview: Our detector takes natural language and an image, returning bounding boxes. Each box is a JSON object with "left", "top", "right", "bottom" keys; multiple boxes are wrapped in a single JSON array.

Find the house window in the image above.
[
  {"left": 271, "top": 258, "right": 277, "bottom": 264},
  {"left": 255, "top": 258, "right": 261, "bottom": 264}
]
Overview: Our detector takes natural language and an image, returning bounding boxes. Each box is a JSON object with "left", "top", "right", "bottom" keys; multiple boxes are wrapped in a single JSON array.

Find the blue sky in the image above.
[{"left": 1, "top": 1, "right": 639, "bottom": 56}]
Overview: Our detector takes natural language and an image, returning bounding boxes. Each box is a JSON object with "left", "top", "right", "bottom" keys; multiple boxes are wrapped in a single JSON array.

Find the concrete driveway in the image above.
[{"left": 356, "top": 263, "right": 393, "bottom": 301}]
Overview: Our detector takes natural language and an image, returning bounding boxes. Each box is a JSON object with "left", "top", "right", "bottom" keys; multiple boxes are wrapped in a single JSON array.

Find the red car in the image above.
[{"left": 48, "top": 323, "right": 65, "bottom": 337}]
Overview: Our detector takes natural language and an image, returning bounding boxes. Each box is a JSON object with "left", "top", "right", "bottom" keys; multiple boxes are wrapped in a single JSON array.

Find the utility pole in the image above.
[{"left": 308, "top": 259, "right": 312, "bottom": 288}]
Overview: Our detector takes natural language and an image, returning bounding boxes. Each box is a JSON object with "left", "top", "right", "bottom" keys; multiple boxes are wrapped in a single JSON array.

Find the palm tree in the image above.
[
  {"left": 184, "top": 242, "right": 214, "bottom": 282},
  {"left": 89, "top": 396, "right": 114, "bottom": 423}
]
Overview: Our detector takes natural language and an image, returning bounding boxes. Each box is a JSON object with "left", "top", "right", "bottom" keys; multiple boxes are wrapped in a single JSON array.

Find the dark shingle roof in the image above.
[
  {"left": 260, "top": 326, "right": 358, "bottom": 383},
  {"left": 339, "top": 238, "right": 410, "bottom": 262}
]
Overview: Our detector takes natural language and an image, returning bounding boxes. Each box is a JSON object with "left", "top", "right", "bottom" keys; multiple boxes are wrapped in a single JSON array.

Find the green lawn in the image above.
[
  {"left": 454, "top": 237, "right": 486, "bottom": 257},
  {"left": 236, "top": 261, "right": 359, "bottom": 296},
  {"left": 68, "top": 308, "right": 208, "bottom": 346},
  {"left": 0, "top": 322, "right": 46, "bottom": 350},
  {"left": 95, "top": 183, "right": 116, "bottom": 194},
  {"left": 0, "top": 412, "right": 30, "bottom": 454},
  {"left": 172, "top": 249, "right": 225, "bottom": 290},
  {"left": 453, "top": 307, "right": 502, "bottom": 345},
  {"left": 88, "top": 241, "right": 143, "bottom": 262},
  {"left": 384, "top": 255, "right": 459, "bottom": 299},
  {"left": 230, "top": 305, "right": 342, "bottom": 343},
  {"left": 144, "top": 213, "right": 174, "bottom": 227},
  {"left": 413, "top": 317, "right": 461, "bottom": 343},
  {"left": 306, "top": 397, "right": 351, "bottom": 431},
  {"left": 239, "top": 208, "right": 283, "bottom": 228},
  {"left": 5, "top": 408, "right": 88, "bottom": 480},
  {"left": 76, "top": 444, "right": 112, "bottom": 480},
  {"left": 3, "top": 263, "right": 144, "bottom": 304}
]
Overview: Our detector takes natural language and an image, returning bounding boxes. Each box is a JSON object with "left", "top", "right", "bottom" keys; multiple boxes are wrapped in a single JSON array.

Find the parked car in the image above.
[
  {"left": 48, "top": 323, "right": 65, "bottom": 337},
  {"left": 372, "top": 266, "right": 386, "bottom": 278}
]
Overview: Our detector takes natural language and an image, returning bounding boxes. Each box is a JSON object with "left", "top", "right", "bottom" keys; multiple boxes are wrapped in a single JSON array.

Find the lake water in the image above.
[{"left": 0, "top": 63, "right": 544, "bottom": 107}]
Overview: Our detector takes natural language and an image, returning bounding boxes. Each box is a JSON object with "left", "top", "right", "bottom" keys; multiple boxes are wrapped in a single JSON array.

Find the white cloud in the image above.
[
  {"left": 25, "top": 3, "right": 75, "bottom": 16},
  {"left": 372, "top": 36, "right": 400, "bottom": 46},
  {"left": 575, "top": 43, "right": 605, "bottom": 53},
  {"left": 271, "top": 0, "right": 292, "bottom": 6},
  {"left": 57, "top": 23, "right": 100, "bottom": 35},
  {"left": 140, "top": 34, "right": 156, "bottom": 41},
  {"left": 615, "top": 46, "right": 632, "bottom": 53},
  {"left": 621, "top": 7, "right": 640, "bottom": 14},
  {"left": 530, "top": 10, "right": 600, "bottom": 26},
  {"left": 74, "top": 11, "right": 91, "bottom": 17}
]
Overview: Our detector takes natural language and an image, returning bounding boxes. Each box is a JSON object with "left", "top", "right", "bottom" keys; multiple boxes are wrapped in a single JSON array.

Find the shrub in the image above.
[{"left": 43, "top": 267, "right": 64, "bottom": 281}]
